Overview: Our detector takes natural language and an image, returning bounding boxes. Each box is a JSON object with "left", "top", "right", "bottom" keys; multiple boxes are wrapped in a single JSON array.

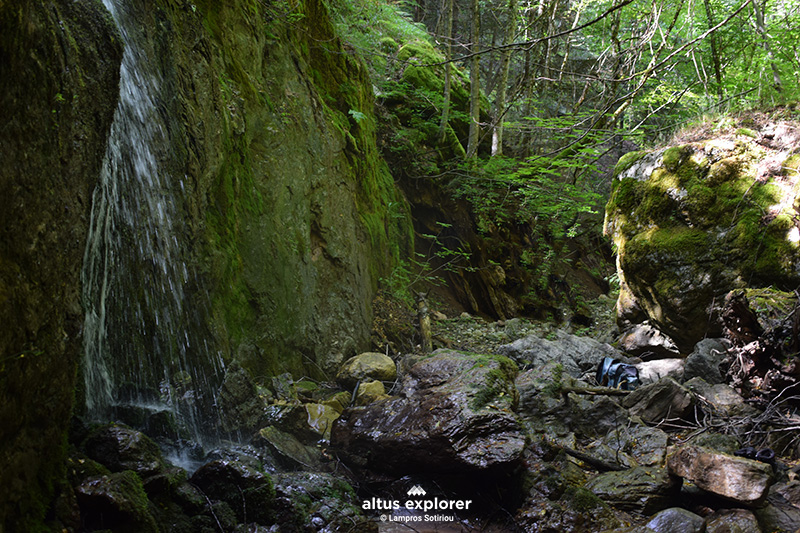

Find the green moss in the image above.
[
  {"left": 613, "top": 150, "right": 648, "bottom": 177},
  {"left": 562, "top": 486, "right": 606, "bottom": 513},
  {"left": 737, "top": 127, "right": 758, "bottom": 137},
  {"left": 469, "top": 354, "right": 518, "bottom": 410},
  {"left": 662, "top": 146, "right": 687, "bottom": 172}
]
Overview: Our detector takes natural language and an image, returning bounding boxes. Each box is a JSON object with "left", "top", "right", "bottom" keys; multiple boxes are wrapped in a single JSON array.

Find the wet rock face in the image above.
[
  {"left": 330, "top": 350, "right": 525, "bottom": 474},
  {"left": 189, "top": 459, "right": 275, "bottom": 524},
  {"left": 76, "top": 471, "right": 158, "bottom": 533},
  {"left": 667, "top": 445, "right": 775, "bottom": 504},
  {"left": 0, "top": 1, "right": 122, "bottom": 528},
  {"left": 605, "top": 135, "right": 800, "bottom": 352},
  {"left": 84, "top": 425, "right": 165, "bottom": 477}
]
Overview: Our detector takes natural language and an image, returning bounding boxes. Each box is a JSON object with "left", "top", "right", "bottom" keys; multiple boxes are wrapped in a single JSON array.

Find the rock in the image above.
[
  {"left": 515, "top": 486, "right": 622, "bottom": 532},
  {"left": 635, "top": 359, "right": 685, "bottom": 384},
  {"left": 754, "top": 491, "right": 800, "bottom": 532},
  {"left": 705, "top": 508, "right": 761, "bottom": 533},
  {"left": 645, "top": 507, "right": 705, "bottom": 533},
  {"left": 564, "top": 394, "right": 632, "bottom": 439},
  {"left": 618, "top": 324, "right": 680, "bottom": 359},
  {"left": 774, "top": 480, "right": 800, "bottom": 508},
  {"left": 604, "top": 141, "right": 800, "bottom": 352},
  {"left": 597, "top": 426, "right": 670, "bottom": 468},
  {"left": 432, "top": 311, "right": 448, "bottom": 321},
  {"left": 515, "top": 360, "right": 574, "bottom": 416},
  {"left": 272, "top": 472, "right": 375, "bottom": 532},
  {"left": 331, "top": 350, "right": 525, "bottom": 474},
  {"left": 622, "top": 378, "right": 695, "bottom": 424},
  {"left": 683, "top": 377, "right": 759, "bottom": 417},
  {"left": 336, "top": 352, "right": 397, "bottom": 389},
  {"left": 684, "top": 338, "right": 728, "bottom": 384},
  {"left": 83, "top": 425, "right": 164, "bottom": 477},
  {"left": 259, "top": 426, "right": 324, "bottom": 470},
  {"left": 498, "top": 330, "right": 623, "bottom": 378},
  {"left": 304, "top": 403, "right": 340, "bottom": 440},
  {"left": 189, "top": 459, "right": 275, "bottom": 524},
  {"left": 585, "top": 466, "right": 679, "bottom": 514},
  {"left": 218, "top": 363, "right": 268, "bottom": 434},
  {"left": 667, "top": 445, "right": 774, "bottom": 504},
  {"left": 76, "top": 471, "right": 158, "bottom": 533},
  {"left": 353, "top": 379, "right": 389, "bottom": 406}
]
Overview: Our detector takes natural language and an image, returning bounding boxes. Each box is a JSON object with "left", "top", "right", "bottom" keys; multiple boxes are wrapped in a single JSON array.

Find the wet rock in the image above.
[
  {"left": 259, "top": 426, "right": 324, "bottom": 470},
  {"left": 667, "top": 445, "right": 774, "bottom": 504},
  {"left": 83, "top": 424, "right": 164, "bottom": 477},
  {"left": 705, "top": 508, "right": 761, "bottom": 533},
  {"left": 564, "top": 394, "right": 632, "bottom": 439},
  {"left": 585, "top": 466, "right": 679, "bottom": 514},
  {"left": 353, "top": 379, "right": 390, "bottom": 406},
  {"left": 644, "top": 507, "right": 704, "bottom": 533},
  {"left": 515, "top": 486, "right": 622, "bottom": 533},
  {"left": 684, "top": 377, "right": 759, "bottom": 417},
  {"left": 218, "top": 363, "right": 268, "bottom": 434},
  {"left": 754, "top": 491, "right": 800, "bottom": 531},
  {"left": 515, "top": 360, "right": 574, "bottom": 417},
  {"left": 189, "top": 459, "right": 275, "bottom": 524},
  {"left": 336, "top": 352, "right": 397, "bottom": 389},
  {"left": 618, "top": 324, "right": 680, "bottom": 359},
  {"left": 687, "top": 431, "right": 741, "bottom": 454},
  {"left": 272, "top": 472, "right": 375, "bottom": 532},
  {"left": 622, "top": 378, "right": 695, "bottom": 424},
  {"left": 76, "top": 471, "right": 158, "bottom": 533},
  {"left": 304, "top": 403, "right": 340, "bottom": 440},
  {"left": 592, "top": 426, "right": 669, "bottom": 468},
  {"left": 635, "top": 359, "right": 685, "bottom": 384},
  {"left": 172, "top": 482, "right": 207, "bottom": 515},
  {"left": 684, "top": 338, "right": 728, "bottom": 384},
  {"left": 498, "top": 330, "right": 622, "bottom": 378},
  {"left": 331, "top": 350, "right": 525, "bottom": 474}
]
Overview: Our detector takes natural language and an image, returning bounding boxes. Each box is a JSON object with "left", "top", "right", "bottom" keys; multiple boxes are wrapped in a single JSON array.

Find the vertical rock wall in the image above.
[
  {"left": 0, "top": 0, "right": 411, "bottom": 527},
  {"left": 0, "top": 0, "right": 122, "bottom": 529},
  {"left": 146, "top": 0, "right": 412, "bottom": 378}
]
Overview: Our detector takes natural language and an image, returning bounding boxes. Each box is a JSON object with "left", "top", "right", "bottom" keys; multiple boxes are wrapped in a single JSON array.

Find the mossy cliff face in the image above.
[
  {"left": 0, "top": 0, "right": 122, "bottom": 529},
  {"left": 128, "top": 0, "right": 411, "bottom": 377},
  {"left": 605, "top": 132, "right": 800, "bottom": 351}
]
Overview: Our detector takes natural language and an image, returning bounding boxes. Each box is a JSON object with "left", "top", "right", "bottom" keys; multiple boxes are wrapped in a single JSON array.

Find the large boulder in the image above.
[
  {"left": 622, "top": 378, "right": 695, "bottom": 424},
  {"left": 330, "top": 350, "right": 525, "bottom": 474},
  {"left": 76, "top": 471, "right": 158, "bottom": 533},
  {"left": 189, "top": 459, "right": 275, "bottom": 524},
  {"left": 605, "top": 133, "right": 800, "bottom": 352},
  {"left": 585, "top": 466, "right": 679, "bottom": 514},
  {"left": 498, "top": 330, "right": 622, "bottom": 378},
  {"left": 83, "top": 425, "right": 165, "bottom": 478},
  {"left": 667, "top": 445, "right": 774, "bottom": 504}
]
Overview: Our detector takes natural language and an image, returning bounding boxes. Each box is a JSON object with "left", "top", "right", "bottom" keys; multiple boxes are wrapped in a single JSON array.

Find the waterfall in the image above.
[{"left": 82, "top": 0, "right": 224, "bottom": 449}]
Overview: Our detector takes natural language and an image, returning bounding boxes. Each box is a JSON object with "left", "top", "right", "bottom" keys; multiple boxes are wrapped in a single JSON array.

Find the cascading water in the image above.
[{"left": 82, "top": 0, "right": 225, "bottom": 452}]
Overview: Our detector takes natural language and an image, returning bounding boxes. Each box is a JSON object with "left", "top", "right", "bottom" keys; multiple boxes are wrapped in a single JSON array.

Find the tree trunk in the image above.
[
  {"left": 466, "top": 0, "right": 481, "bottom": 159},
  {"left": 703, "top": 0, "right": 724, "bottom": 100},
  {"left": 437, "top": 0, "right": 454, "bottom": 146},
  {"left": 751, "top": 0, "right": 783, "bottom": 92},
  {"left": 492, "top": 0, "right": 516, "bottom": 157}
]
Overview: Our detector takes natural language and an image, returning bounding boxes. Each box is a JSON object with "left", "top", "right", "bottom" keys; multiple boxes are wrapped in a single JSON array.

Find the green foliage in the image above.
[{"left": 380, "top": 221, "right": 473, "bottom": 306}]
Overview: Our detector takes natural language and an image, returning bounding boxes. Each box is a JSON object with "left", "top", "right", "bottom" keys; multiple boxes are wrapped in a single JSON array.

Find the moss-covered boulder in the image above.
[{"left": 605, "top": 133, "right": 800, "bottom": 351}]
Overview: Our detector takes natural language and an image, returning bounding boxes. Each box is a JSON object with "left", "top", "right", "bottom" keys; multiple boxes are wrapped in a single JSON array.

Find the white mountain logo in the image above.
[{"left": 407, "top": 485, "right": 427, "bottom": 497}]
